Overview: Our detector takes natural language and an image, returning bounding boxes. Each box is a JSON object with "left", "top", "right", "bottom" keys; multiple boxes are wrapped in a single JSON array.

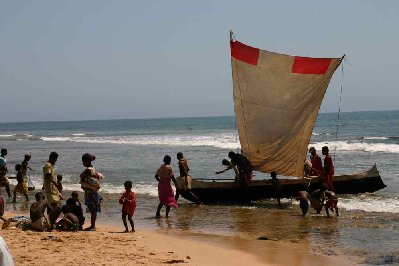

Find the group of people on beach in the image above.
[
  {"left": 0, "top": 149, "right": 114, "bottom": 232},
  {"left": 300, "top": 145, "right": 339, "bottom": 217},
  {"left": 0, "top": 144, "right": 339, "bottom": 234}
]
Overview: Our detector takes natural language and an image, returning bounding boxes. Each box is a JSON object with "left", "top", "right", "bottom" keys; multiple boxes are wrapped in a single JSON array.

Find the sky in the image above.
[{"left": 0, "top": 0, "right": 398, "bottom": 122}]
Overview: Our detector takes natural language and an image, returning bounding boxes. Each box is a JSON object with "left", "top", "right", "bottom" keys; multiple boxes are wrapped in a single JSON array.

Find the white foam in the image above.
[
  {"left": 339, "top": 196, "right": 399, "bottom": 213},
  {"left": 72, "top": 133, "right": 86, "bottom": 136},
  {"left": 41, "top": 133, "right": 241, "bottom": 149},
  {"left": 310, "top": 141, "right": 399, "bottom": 153},
  {"left": 363, "top": 137, "right": 388, "bottom": 140}
]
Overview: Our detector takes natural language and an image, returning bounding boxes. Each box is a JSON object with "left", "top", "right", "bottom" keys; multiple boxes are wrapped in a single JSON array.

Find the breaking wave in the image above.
[
  {"left": 310, "top": 141, "right": 399, "bottom": 153},
  {"left": 41, "top": 134, "right": 241, "bottom": 150},
  {"left": 339, "top": 195, "right": 399, "bottom": 214}
]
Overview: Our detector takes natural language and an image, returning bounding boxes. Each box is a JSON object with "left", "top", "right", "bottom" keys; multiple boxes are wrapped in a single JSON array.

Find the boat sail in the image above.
[
  {"left": 230, "top": 32, "right": 343, "bottom": 177},
  {"left": 176, "top": 33, "right": 386, "bottom": 203}
]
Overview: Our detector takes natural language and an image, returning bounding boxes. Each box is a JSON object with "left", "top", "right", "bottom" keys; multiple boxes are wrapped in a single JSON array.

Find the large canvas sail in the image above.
[{"left": 230, "top": 38, "right": 343, "bottom": 177}]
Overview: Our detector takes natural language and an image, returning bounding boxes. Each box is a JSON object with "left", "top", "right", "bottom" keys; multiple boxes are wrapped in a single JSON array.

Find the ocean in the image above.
[{"left": 1, "top": 110, "right": 399, "bottom": 264}]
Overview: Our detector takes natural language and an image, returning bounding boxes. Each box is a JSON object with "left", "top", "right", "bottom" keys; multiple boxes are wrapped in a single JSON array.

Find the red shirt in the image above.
[
  {"left": 119, "top": 191, "right": 136, "bottom": 216},
  {"left": 310, "top": 155, "right": 322, "bottom": 175},
  {"left": 324, "top": 155, "right": 334, "bottom": 177}
]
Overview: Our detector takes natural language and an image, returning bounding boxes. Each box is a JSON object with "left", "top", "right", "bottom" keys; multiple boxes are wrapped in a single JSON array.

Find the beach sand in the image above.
[{"left": 0, "top": 212, "right": 352, "bottom": 265}]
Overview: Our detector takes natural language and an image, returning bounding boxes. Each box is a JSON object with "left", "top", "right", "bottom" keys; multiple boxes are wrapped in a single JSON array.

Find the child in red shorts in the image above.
[{"left": 119, "top": 181, "right": 136, "bottom": 232}]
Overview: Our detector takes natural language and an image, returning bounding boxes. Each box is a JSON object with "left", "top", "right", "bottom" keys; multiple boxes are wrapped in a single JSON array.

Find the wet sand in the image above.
[{"left": 0, "top": 211, "right": 352, "bottom": 266}]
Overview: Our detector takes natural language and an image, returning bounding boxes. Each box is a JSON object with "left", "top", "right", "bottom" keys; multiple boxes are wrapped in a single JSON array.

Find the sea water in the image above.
[{"left": 1, "top": 110, "right": 398, "bottom": 264}]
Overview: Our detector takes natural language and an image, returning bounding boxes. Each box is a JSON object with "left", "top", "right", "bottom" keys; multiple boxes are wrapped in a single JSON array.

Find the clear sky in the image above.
[{"left": 0, "top": 0, "right": 398, "bottom": 122}]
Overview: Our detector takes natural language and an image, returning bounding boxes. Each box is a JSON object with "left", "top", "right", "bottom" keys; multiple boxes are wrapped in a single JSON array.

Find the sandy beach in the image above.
[{"left": 0, "top": 211, "right": 352, "bottom": 266}]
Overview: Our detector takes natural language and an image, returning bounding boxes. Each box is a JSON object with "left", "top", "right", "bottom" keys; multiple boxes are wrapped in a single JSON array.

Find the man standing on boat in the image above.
[
  {"left": 228, "top": 151, "right": 254, "bottom": 186},
  {"left": 176, "top": 152, "right": 202, "bottom": 204},
  {"left": 309, "top": 147, "right": 322, "bottom": 176},
  {"left": 321, "top": 146, "right": 334, "bottom": 191}
]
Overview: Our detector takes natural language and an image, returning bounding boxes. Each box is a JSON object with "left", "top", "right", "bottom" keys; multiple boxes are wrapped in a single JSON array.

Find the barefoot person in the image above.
[
  {"left": 30, "top": 192, "right": 61, "bottom": 231},
  {"left": 228, "top": 151, "right": 254, "bottom": 185},
  {"left": 12, "top": 164, "right": 29, "bottom": 203},
  {"left": 43, "top": 152, "right": 62, "bottom": 208},
  {"left": 271, "top": 172, "right": 281, "bottom": 206},
  {"left": 298, "top": 190, "right": 310, "bottom": 216},
  {"left": 176, "top": 152, "right": 201, "bottom": 204},
  {"left": 216, "top": 159, "right": 239, "bottom": 182},
  {"left": 21, "top": 154, "right": 33, "bottom": 178},
  {"left": 119, "top": 181, "right": 136, "bottom": 232},
  {"left": 154, "top": 155, "right": 178, "bottom": 218},
  {"left": 66, "top": 191, "right": 85, "bottom": 230},
  {"left": 308, "top": 147, "right": 322, "bottom": 176},
  {"left": 322, "top": 146, "right": 334, "bottom": 191},
  {"left": 80, "top": 153, "right": 103, "bottom": 231},
  {"left": 0, "top": 149, "right": 11, "bottom": 198}
]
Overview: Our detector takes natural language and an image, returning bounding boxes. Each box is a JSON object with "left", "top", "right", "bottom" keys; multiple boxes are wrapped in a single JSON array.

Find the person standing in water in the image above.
[
  {"left": 12, "top": 164, "right": 29, "bottom": 203},
  {"left": 322, "top": 146, "right": 334, "bottom": 191},
  {"left": 80, "top": 153, "right": 103, "bottom": 231},
  {"left": 0, "top": 149, "right": 11, "bottom": 198},
  {"left": 43, "top": 152, "right": 62, "bottom": 208},
  {"left": 119, "top": 181, "right": 136, "bottom": 232},
  {"left": 176, "top": 152, "right": 201, "bottom": 204},
  {"left": 154, "top": 155, "right": 179, "bottom": 218}
]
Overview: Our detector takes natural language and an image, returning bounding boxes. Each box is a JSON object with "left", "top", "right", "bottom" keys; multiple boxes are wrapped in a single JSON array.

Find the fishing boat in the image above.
[{"left": 178, "top": 32, "right": 386, "bottom": 203}]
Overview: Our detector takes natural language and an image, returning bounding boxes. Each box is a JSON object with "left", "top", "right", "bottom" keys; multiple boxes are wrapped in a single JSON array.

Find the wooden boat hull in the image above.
[{"left": 177, "top": 165, "right": 386, "bottom": 203}]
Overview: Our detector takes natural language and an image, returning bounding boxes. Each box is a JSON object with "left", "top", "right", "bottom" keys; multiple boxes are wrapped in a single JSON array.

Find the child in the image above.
[
  {"left": 155, "top": 155, "right": 178, "bottom": 218},
  {"left": 271, "top": 172, "right": 281, "bottom": 206},
  {"left": 57, "top": 175, "right": 63, "bottom": 193},
  {"left": 119, "top": 181, "right": 136, "bottom": 232},
  {"left": 297, "top": 190, "right": 310, "bottom": 216},
  {"left": 12, "top": 164, "right": 29, "bottom": 203}
]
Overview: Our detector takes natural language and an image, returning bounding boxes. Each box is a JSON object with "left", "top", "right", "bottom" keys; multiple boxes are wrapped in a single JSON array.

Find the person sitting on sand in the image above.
[
  {"left": 30, "top": 192, "right": 61, "bottom": 231},
  {"left": 55, "top": 205, "right": 80, "bottom": 231},
  {"left": 154, "top": 155, "right": 179, "bottom": 218},
  {"left": 12, "top": 164, "right": 29, "bottom": 203},
  {"left": 176, "top": 152, "right": 201, "bottom": 204},
  {"left": 0, "top": 149, "right": 11, "bottom": 198},
  {"left": 271, "top": 172, "right": 281, "bottom": 206},
  {"left": 80, "top": 153, "right": 103, "bottom": 231},
  {"left": 66, "top": 191, "right": 85, "bottom": 230},
  {"left": 43, "top": 152, "right": 63, "bottom": 208},
  {"left": 119, "top": 181, "right": 136, "bottom": 232},
  {"left": 216, "top": 159, "right": 239, "bottom": 182},
  {"left": 297, "top": 190, "right": 310, "bottom": 216}
]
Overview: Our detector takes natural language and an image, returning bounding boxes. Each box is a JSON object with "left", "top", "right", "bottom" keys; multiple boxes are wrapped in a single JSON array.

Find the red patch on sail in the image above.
[
  {"left": 292, "top": 57, "right": 331, "bottom": 74},
  {"left": 230, "top": 41, "right": 259, "bottom": 66}
]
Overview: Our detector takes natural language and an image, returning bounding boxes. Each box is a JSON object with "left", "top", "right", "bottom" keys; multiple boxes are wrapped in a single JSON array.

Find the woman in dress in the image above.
[
  {"left": 80, "top": 153, "right": 103, "bottom": 231},
  {"left": 154, "top": 155, "right": 179, "bottom": 217}
]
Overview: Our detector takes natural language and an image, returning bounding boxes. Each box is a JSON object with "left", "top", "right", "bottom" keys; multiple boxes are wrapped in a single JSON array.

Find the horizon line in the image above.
[{"left": 0, "top": 109, "right": 398, "bottom": 125}]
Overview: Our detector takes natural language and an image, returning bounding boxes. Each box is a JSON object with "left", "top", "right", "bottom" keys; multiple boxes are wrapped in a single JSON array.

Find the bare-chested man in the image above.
[{"left": 30, "top": 192, "right": 61, "bottom": 231}]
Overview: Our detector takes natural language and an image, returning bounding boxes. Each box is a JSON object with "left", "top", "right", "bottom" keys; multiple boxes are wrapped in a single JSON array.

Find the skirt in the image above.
[
  {"left": 14, "top": 182, "right": 28, "bottom": 194},
  {"left": 158, "top": 179, "right": 178, "bottom": 207}
]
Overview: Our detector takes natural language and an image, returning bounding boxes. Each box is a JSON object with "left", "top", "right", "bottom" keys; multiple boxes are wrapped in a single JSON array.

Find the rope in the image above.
[{"left": 333, "top": 57, "right": 345, "bottom": 163}]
